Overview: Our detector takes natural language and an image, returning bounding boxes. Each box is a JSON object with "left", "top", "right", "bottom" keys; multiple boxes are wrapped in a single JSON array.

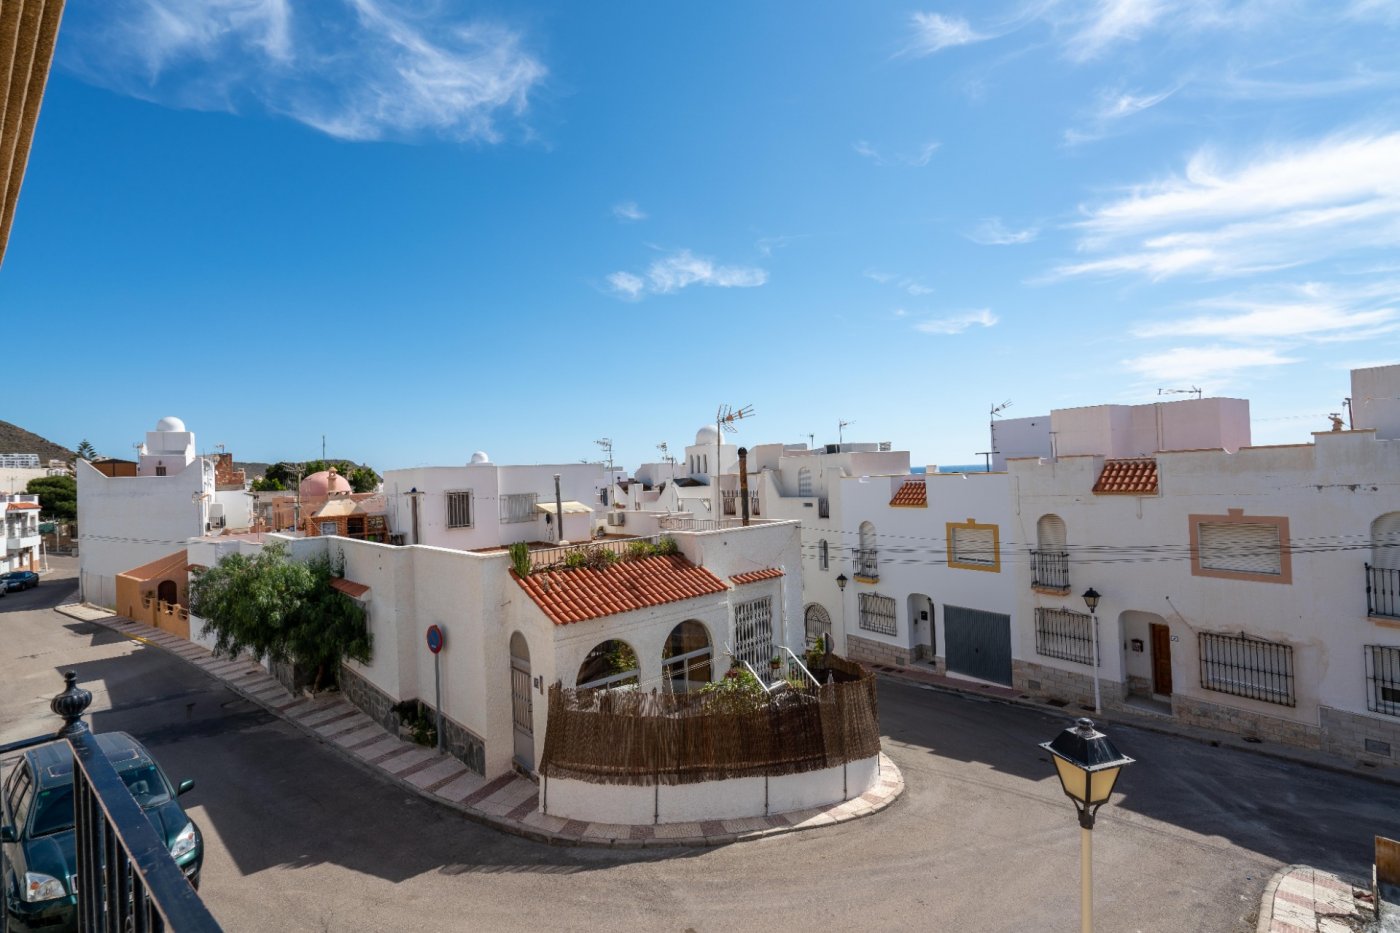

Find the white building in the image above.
[
  {"left": 0, "top": 453, "right": 40, "bottom": 469},
  {"left": 189, "top": 520, "right": 803, "bottom": 780},
  {"left": 2, "top": 493, "right": 41, "bottom": 573},
  {"left": 77, "top": 417, "right": 253, "bottom": 607},
  {"left": 382, "top": 454, "right": 613, "bottom": 550}
]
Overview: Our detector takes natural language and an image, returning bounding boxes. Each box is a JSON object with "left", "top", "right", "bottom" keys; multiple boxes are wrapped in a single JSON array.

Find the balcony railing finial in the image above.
[{"left": 51, "top": 670, "right": 92, "bottom": 736}]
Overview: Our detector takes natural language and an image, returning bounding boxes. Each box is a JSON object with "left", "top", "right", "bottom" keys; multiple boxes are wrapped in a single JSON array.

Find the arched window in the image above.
[
  {"left": 857, "top": 521, "right": 878, "bottom": 579},
  {"left": 798, "top": 467, "right": 813, "bottom": 497},
  {"left": 1033, "top": 514, "right": 1069, "bottom": 589},
  {"left": 819, "top": 539, "right": 829, "bottom": 571},
  {"left": 1372, "top": 513, "right": 1400, "bottom": 571},
  {"left": 662, "top": 621, "right": 712, "bottom": 692},
  {"left": 576, "top": 639, "right": 639, "bottom": 689},
  {"left": 509, "top": 632, "right": 533, "bottom": 768},
  {"left": 804, "top": 604, "right": 832, "bottom": 649},
  {"left": 156, "top": 580, "right": 177, "bottom": 606},
  {"left": 703, "top": 454, "right": 708, "bottom": 474}
]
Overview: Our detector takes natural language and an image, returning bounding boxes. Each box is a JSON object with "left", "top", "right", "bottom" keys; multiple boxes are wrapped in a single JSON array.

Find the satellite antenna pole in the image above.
[
  {"left": 807, "top": 433, "right": 815, "bottom": 449},
  {"left": 595, "top": 438, "right": 614, "bottom": 504},
  {"left": 838, "top": 420, "right": 854, "bottom": 446},
  {"left": 1157, "top": 387, "right": 1203, "bottom": 400},
  {"left": 988, "top": 401, "right": 1011, "bottom": 470},
  {"left": 715, "top": 404, "right": 755, "bottom": 520}
]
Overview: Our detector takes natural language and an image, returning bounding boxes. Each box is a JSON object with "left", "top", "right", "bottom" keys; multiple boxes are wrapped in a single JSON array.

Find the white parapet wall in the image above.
[{"left": 541, "top": 754, "right": 882, "bottom": 825}]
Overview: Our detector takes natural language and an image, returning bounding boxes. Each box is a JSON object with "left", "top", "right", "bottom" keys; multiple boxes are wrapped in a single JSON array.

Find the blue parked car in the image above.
[{"left": 0, "top": 572, "right": 38, "bottom": 593}]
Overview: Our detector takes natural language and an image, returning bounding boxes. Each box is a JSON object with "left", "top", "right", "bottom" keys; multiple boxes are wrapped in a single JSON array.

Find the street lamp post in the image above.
[
  {"left": 835, "top": 573, "right": 848, "bottom": 653},
  {"left": 1082, "top": 587, "right": 1102, "bottom": 713},
  {"left": 1040, "top": 718, "right": 1134, "bottom": 933}
]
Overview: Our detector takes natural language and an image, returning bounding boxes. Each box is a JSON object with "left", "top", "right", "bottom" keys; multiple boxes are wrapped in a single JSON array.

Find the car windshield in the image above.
[{"left": 27, "top": 764, "right": 171, "bottom": 837}]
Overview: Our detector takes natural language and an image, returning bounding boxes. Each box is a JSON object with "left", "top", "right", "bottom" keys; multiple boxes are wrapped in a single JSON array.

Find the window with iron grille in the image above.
[
  {"left": 500, "top": 492, "right": 538, "bottom": 524},
  {"left": 798, "top": 467, "right": 813, "bottom": 497},
  {"left": 446, "top": 490, "right": 473, "bottom": 528},
  {"left": 1198, "top": 522, "right": 1282, "bottom": 575},
  {"left": 1034, "top": 608, "right": 1097, "bottom": 665},
  {"left": 733, "top": 597, "right": 774, "bottom": 671},
  {"left": 1366, "top": 645, "right": 1400, "bottom": 717},
  {"left": 819, "top": 539, "right": 829, "bottom": 571},
  {"left": 858, "top": 592, "right": 897, "bottom": 636},
  {"left": 1199, "top": 631, "right": 1295, "bottom": 706}
]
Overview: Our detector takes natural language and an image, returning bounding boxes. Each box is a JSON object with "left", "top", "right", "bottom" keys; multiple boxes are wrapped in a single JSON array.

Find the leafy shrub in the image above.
[{"left": 508, "top": 541, "right": 532, "bottom": 577}]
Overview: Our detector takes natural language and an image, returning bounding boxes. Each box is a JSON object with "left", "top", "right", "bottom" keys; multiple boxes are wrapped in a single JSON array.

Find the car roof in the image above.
[{"left": 23, "top": 733, "right": 153, "bottom": 789}]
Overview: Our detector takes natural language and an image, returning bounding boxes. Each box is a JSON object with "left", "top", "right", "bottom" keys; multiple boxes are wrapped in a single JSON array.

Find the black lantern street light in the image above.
[
  {"left": 1081, "top": 587, "right": 1102, "bottom": 713},
  {"left": 1041, "top": 718, "right": 1134, "bottom": 933},
  {"left": 835, "top": 573, "right": 849, "bottom": 647},
  {"left": 835, "top": 573, "right": 848, "bottom": 592}
]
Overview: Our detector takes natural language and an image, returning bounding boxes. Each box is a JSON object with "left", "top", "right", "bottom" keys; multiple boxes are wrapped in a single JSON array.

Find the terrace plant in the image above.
[{"left": 508, "top": 541, "right": 532, "bottom": 577}]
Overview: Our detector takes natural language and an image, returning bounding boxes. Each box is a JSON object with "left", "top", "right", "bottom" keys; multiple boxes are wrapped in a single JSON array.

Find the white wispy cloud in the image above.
[
  {"left": 966, "top": 217, "right": 1038, "bottom": 245},
  {"left": 1122, "top": 345, "right": 1299, "bottom": 385},
  {"left": 907, "top": 12, "right": 990, "bottom": 54},
  {"left": 612, "top": 201, "right": 646, "bottom": 222},
  {"left": 853, "top": 140, "right": 940, "bottom": 167},
  {"left": 607, "top": 250, "right": 767, "bottom": 300},
  {"left": 866, "top": 269, "right": 934, "bottom": 294},
  {"left": 1054, "top": 130, "right": 1400, "bottom": 281},
  {"left": 1063, "top": 84, "right": 1177, "bottom": 146},
  {"left": 60, "top": 0, "right": 545, "bottom": 142},
  {"left": 1065, "top": 0, "right": 1167, "bottom": 61},
  {"left": 1134, "top": 301, "right": 1397, "bottom": 341},
  {"left": 913, "top": 308, "right": 998, "bottom": 335}
]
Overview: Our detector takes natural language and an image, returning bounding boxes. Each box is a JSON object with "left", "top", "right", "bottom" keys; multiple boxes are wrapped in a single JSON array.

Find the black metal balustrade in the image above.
[
  {"left": 1366, "top": 563, "right": 1400, "bottom": 619},
  {"left": 817, "top": 497, "right": 829, "bottom": 519},
  {"left": 1198, "top": 632, "right": 1295, "bottom": 707},
  {"left": 854, "top": 548, "right": 878, "bottom": 581},
  {"left": 1030, "top": 550, "right": 1070, "bottom": 591},
  {"left": 0, "top": 672, "right": 221, "bottom": 932}
]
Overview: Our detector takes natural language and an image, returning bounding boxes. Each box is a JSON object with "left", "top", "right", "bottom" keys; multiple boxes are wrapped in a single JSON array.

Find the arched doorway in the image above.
[
  {"left": 156, "top": 579, "right": 177, "bottom": 606},
  {"left": 662, "top": 621, "right": 712, "bottom": 693},
  {"left": 804, "top": 603, "right": 832, "bottom": 649},
  {"left": 577, "top": 639, "right": 640, "bottom": 689},
  {"left": 510, "top": 632, "right": 534, "bottom": 769},
  {"left": 908, "top": 593, "right": 934, "bottom": 661},
  {"left": 1120, "top": 610, "right": 1172, "bottom": 703}
]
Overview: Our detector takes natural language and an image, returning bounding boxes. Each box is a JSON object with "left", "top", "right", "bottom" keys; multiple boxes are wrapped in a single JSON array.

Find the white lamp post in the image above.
[
  {"left": 1041, "top": 718, "right": 1134, "bottom": 933},
  {"left": 1082, "top": 587, "right": 1102, "bottom": 713}
]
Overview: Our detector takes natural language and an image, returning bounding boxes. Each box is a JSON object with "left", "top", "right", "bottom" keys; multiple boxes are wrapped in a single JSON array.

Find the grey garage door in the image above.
[{"left": 944, "top": 604, "right": 1012, "bottom": 685}]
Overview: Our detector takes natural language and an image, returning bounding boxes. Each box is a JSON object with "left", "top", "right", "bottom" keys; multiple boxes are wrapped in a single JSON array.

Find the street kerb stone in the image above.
[{"left": 405, "top": 756, "right": 465, "bottom": 789}]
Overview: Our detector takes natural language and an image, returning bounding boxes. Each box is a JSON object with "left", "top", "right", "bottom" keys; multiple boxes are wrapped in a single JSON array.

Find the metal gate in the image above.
[
  {"left": 944, "top": 604, "right": 1012, "bottom": 685},
  {"left": 511, "top": 654, "right": 534, "bottom": 770}
]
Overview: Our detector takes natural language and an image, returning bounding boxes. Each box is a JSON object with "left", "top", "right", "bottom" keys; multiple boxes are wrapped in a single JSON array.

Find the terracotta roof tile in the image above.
[
  {"left": 731, "top": 568, "right": 784, "bottom": 585},
  {"left": 513, "top": 554, "right": 728, "bottom": 626},
  {"left": 331, "top": 578, "right": 371, "bottom": 599},
  {"left": 889, "top": 480, "right": 927, "bottom": 508},
  {"left": 1092, "top": 458, "right": 1159, "bottom": 495},
  {"left": 6, "top": 502, "right": 40, "bottom": 510}
]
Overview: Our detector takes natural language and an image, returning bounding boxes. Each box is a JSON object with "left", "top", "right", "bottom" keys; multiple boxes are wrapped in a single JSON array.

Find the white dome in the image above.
[
  {"left": 155, "top": 416, "right": 186, "bottom": 432},
  {"left": 469, "top": 451, "right": 491, "bottom": 464},
  {"left": 695, "top": 425, "right": 719, "bottom": 446}
]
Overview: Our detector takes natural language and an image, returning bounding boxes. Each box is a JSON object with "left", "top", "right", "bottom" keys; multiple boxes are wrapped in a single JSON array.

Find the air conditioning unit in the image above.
[{"left": 607, "top": 512, "right": 626, "bottom": 527}]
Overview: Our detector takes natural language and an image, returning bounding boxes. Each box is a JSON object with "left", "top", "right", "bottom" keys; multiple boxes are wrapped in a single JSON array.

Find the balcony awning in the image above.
[
  {"left": 1, "top": 0, "right": 67, "bottom": 267},
  {"left": 536, "top": 501, "right": 591, "bottom": 516}
]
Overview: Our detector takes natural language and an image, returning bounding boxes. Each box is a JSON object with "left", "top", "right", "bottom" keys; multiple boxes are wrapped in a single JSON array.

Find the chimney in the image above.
[{"left": 738, "top": 447, "right": 750, "bottom": 527}]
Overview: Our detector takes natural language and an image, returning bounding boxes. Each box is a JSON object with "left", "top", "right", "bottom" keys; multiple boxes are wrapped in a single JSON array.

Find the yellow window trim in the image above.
[{"left": 946, "top": 518, "right": 1001, "bottom": 573}]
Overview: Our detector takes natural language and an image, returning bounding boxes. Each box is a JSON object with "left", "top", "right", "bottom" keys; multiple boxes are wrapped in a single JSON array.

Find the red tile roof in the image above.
[
  {"left": 514, "top": 554, "right": 727, "bottom": 626},
  {"left": 889, "top": 480, "right": 927, "bottom": 508},
  {"left": 6, "top": 502, "right": 40, "bottom": 510},
  {"left": 1093, "top": 458, "right": 1159, "bottom": 495},
  {"left": 331, "top": 578, "right": 371, "bottom": 599},
  {"left": 731, "top": 568, "right": 784, "bottom": 585}
]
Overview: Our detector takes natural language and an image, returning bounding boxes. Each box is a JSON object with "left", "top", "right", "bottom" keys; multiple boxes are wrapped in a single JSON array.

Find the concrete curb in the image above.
[
  {"left": 1255, "top": 864, "right": 1296, "bottom": 933},
  {"left": 54, "top": 603, "right": 905, "bottom": 849},
  {"left": 872, "top": 665, "right": 1400, "bottom": 789},
  {"left": 1254, "top": 863, "right": 1373, "bottom": 932}
]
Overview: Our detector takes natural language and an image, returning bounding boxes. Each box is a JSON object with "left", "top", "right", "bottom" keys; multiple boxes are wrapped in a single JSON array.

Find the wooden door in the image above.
[{"left": 1150, "top": 623, "right": 1173, "bottom": 696}]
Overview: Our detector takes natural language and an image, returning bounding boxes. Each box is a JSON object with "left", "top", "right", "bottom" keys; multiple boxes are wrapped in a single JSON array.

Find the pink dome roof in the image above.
[{"left": 300, "top": 469, "right": 352, "bottom": 498}]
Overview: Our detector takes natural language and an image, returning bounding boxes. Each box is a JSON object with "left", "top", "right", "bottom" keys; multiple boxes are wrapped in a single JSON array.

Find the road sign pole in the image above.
[{"left": 434, "top": 652, "right": 444, "bottom": 753}]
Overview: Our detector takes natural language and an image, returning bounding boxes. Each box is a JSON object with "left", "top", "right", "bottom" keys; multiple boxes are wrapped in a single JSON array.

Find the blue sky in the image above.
[{"left": 5, "top": 0, "right": 1400, "bottom": 470}]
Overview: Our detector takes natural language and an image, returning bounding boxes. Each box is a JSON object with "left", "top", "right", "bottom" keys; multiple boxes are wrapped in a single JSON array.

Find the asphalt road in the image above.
[{"left": 3, "top": 557, "right": 1397, "bottom": 932}]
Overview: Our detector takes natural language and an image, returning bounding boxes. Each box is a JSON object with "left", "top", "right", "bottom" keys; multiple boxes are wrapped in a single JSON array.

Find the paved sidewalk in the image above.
[
  {"left": 54, "top": 603, "right": 903, "bottom": 848},
  {"left": 1256, "top": 865, "right": 1374, "bottom": 932}
]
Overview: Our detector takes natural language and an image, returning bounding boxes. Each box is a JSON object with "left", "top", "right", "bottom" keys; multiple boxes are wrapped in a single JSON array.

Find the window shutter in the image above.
[
  {"left": 953, "top": 525, "right": 996, "bottom": 565},
  {"left": 1198, "top": 522, "right": 1281, "bottom": 575},
  {"left": 1037, "top": 515, "right": 1066, "bottom": 551},
  {"left": 1372, "top": 513, "right": 1400, "bottom": 571}
]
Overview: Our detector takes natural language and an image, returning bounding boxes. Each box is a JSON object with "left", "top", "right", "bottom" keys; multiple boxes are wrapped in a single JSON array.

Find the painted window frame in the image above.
[
  {"left": 445, "top": 490, "right": 474, "bottom": 529},
  {"left": 946, "top": 518, "right": 1001, "bottom": 573},
  {"left": 1188, "top": 508, "right": 1292, "bottom": 584}
]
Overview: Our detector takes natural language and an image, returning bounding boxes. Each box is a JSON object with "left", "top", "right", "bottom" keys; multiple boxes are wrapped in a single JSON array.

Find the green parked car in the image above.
[{"left": 1, "top": 733, "right": 202, "bottom": 932}]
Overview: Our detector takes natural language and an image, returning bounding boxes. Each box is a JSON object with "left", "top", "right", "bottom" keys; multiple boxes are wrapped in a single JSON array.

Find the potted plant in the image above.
[{"left": 769, "top": 654, "right": 782, "bottom": 673}]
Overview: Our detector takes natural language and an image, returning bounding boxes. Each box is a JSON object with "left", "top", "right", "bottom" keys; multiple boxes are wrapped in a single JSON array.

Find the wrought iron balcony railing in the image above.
[
  {"left": 1030, "top": 549, "right": 1070, "bottom": 591},
  {"left": 854, "top": 547, "right": 878, "bottom": 580},
  {"left": 1367, "top": 563, "right": 1400, "bottom": 619}
]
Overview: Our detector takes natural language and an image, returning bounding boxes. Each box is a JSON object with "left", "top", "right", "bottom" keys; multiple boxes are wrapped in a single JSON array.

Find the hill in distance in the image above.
[{"left": 0, "top": 420, "right": 75, "bottom": 463}]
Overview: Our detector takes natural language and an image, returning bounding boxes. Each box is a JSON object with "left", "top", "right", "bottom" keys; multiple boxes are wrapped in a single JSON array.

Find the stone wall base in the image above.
[
  {"left": 1014, "top": 659, "right": 1122, "bottom": 711},
  {"left": 339, "top": 665, "right": 487, "bottom": 775},
  {"left": 1171, "top": 694, "right": 1321, "bottom": 750},
  {"left": 1319, "top": 705, "right": 1400, "bottom": 767},
  {"left": 845, "top": 634, "right": 911, "bottom": 668}
]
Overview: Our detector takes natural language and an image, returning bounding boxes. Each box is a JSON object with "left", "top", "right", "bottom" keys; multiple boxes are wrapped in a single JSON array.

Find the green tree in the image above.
[
  {"left": 248, "top": 476, "right": 286, "bottom": 492},
  {"left": 188, "top": 543, "right": 371, "bottom": 690},
  {"left": 257, "top": 460, "right": 380, "bottom": 493},
  {"left": 26, "top": 475, "right": 76, "bottom": 522},
  {"left": 74, "top": 439, "right": 96, "bottom": 461}
]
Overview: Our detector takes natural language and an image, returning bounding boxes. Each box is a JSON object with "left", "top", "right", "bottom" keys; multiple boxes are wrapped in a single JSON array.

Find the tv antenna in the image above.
[
  {"left": 594, "top": 438, "right": 614, "bottom": 481},
  {"left": 1157, "top": 386, "right": 1202, "bottom": 400},
  {"left": 714, "top": 404, "right": 755, "bottom": 516},
  {"left": 990, "top": 400, "right": 1012, "bottom": 419},
  {"left": 656, "top": 441, "right": 674, "bottom": 464},
  {"left": 806, "top": 433, "right": 815, "bottom": 449},
  {"left": 838, "top": 419, "right": 854, "bottom": 445}
]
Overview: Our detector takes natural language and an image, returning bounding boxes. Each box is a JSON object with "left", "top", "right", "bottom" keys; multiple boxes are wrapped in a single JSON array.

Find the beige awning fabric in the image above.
[
  {"left": 536, "top": 501, "right": 592, "bottom": 516},
  {"left": 0, "top": 0, "right": 67, "bottom": 267}
]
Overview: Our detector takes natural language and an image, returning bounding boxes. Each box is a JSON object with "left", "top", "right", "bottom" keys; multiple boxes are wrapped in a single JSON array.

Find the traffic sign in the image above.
[{"left": 426, "top": 624, "right": 444, "bottom": 654}]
